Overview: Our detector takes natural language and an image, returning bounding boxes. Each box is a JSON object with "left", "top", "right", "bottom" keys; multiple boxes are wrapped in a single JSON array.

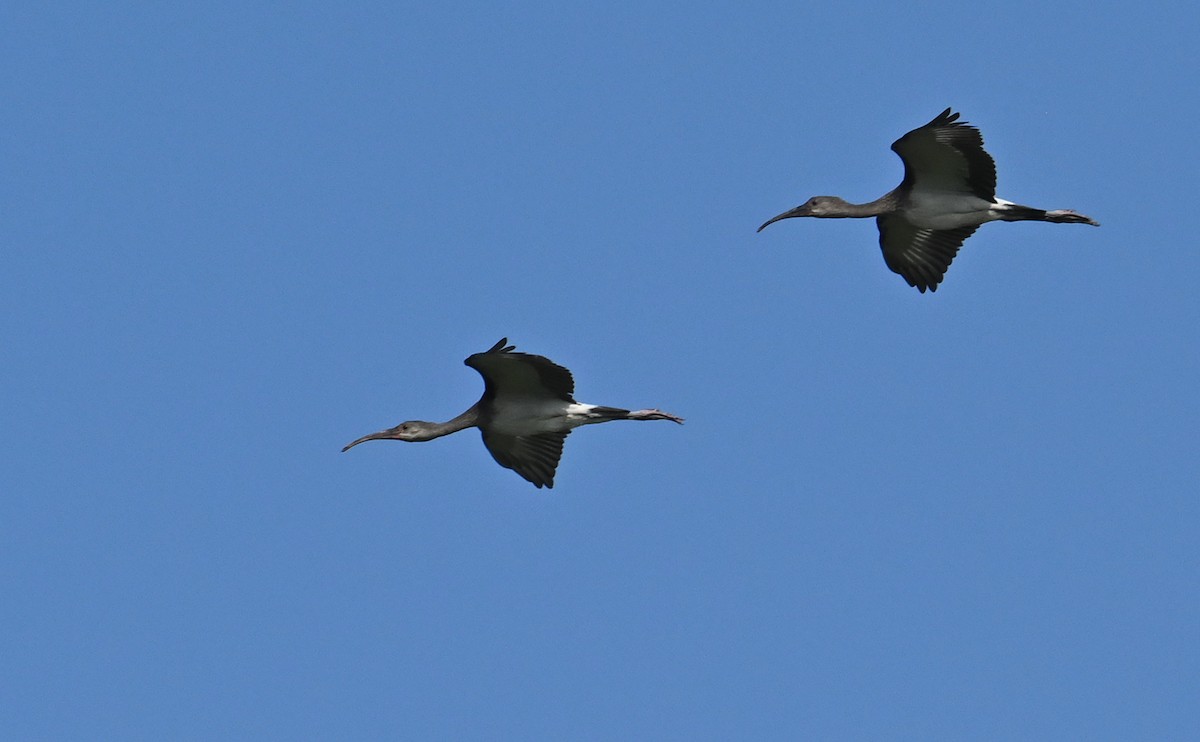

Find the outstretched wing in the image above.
[
  {"left": 891, "top": 108, "right": 996, "bottom": 201},
  {"left": 465, "top": 337, "right": 575, "bottom": 403},
  {"left": 480, "top": 430, "right": 568, "bottom": 489},
  {"left": 877, "top": 215, "right": 977, "bottom": 293}
]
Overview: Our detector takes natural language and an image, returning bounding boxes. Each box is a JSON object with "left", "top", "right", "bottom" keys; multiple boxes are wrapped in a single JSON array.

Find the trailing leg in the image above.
[
  {"left": 574, "top": 405, "right": 684, "bottom": 425},
  {"left": 993, "top": 201, "right": 1099, "bottom": 226}
]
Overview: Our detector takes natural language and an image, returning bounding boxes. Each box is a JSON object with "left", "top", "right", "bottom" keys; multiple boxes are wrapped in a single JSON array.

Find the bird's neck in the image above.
[
  {"left": 428, "top": 405, "right": 480, "bottom": 438},
  {"left": 835, "top": 195, "right": 894, "bottom": 217}
]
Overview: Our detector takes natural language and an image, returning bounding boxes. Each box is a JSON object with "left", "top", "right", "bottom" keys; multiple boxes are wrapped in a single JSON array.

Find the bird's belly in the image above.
[
  {"left": 488, "top": 399, "right": 575, "bottom": 435},
  {"left": 905, "top": 192, "right": 994, "bottom": 230}
]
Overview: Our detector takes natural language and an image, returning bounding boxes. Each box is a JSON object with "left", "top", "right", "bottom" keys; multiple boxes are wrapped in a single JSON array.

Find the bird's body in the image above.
[
  {"left": 758, "top": 108, "right": 1099, "bottom": 292},
  {"left": 485, "top": 400, "right": 625, "bottom": 435},
  {"left": 342, "top": 338, "right": 683, "bottom": 489},
  {"left": 904, "top": 192, "right": 995, "bottom": 230}
]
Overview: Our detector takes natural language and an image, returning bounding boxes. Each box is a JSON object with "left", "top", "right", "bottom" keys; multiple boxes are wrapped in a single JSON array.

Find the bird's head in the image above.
[
  {"left": 341, "top": 421, "right": 438, "bottom": 451},
  {"left": 757, "top": 196, "right": 850, "bottom": 231}
]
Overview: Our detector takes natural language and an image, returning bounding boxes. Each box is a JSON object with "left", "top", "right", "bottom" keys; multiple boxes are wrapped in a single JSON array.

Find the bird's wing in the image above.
[
  {"left": 480, "top": 430, "right": 568, "bottom": 489},
  {"left": 891, "top": 108, "right": 996, "bottom": 201},
  {"left": 465, "top": 338, "right": 575, "bottom": 402},
  {"left": 877, "top": 215, "right": 977, "bottom": 293}
]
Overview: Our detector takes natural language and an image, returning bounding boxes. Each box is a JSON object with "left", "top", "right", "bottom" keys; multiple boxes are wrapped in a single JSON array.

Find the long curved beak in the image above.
[
  {"left": 341, "top": 429, "right": 395, "bottom": 452},
  {"left": 757, "top": 205, "right": 809, "bottom": 233}
]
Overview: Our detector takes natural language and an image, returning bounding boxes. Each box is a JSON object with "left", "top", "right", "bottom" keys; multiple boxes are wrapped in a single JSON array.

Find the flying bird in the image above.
[
  {"left": 342, "top": 338, "right": 683, "bottom": 489},
  {"left": 757, "top": 108, "right": 1099, "bottom": 292}
]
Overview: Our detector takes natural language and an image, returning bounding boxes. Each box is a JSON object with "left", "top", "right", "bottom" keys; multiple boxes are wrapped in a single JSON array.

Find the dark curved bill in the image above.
[
  {"left": 757, "top": 205, "right": 808, "bottom": 233},
  {"left": 341, "top": 430, "right": 392, "bottom": 452}
]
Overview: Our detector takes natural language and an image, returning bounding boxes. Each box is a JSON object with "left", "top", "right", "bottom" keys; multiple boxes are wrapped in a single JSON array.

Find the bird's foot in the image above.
[
  {"left": 1045, "top": 209, "right": 1100, "bottom": 226},
  {"left": 629, "top": 409, "right": 685, "bottom": 424}
]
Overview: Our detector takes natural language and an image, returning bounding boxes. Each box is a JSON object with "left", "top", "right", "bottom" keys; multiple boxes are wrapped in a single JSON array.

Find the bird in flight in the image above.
[
  {"left": 342, "top": 338, "right": 684, "bottom": 489},
  {"left": 757, "top": 108, "right": 1099, "bottom": 292}
]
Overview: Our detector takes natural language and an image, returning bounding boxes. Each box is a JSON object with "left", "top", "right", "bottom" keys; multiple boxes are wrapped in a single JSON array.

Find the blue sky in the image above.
[{"left": 3, "top": 1, "right": 1197, "bottom": 738}]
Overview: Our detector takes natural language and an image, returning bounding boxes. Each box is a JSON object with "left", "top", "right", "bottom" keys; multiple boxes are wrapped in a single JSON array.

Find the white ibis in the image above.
[
  {"left": 342, "top": 338, "right": 684, "bottom": 489},
  {"left": 757, "top": 108, "right": 1100, "bottom": 292}
]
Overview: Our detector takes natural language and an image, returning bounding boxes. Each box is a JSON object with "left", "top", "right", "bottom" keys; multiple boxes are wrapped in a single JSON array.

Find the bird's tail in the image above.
[{"left": 996, "top": 202, "right": 1100, "bottom": 226}]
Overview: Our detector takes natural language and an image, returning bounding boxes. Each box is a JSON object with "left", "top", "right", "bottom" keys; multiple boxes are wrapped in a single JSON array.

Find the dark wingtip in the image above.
[{"left": 924, "top": 107, "right": 961, "bottom": 129}]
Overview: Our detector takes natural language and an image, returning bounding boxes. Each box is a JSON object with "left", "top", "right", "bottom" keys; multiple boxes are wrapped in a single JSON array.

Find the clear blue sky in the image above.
[{"left": 3, "top": 2, "right": 1197, "bottom": 739}]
